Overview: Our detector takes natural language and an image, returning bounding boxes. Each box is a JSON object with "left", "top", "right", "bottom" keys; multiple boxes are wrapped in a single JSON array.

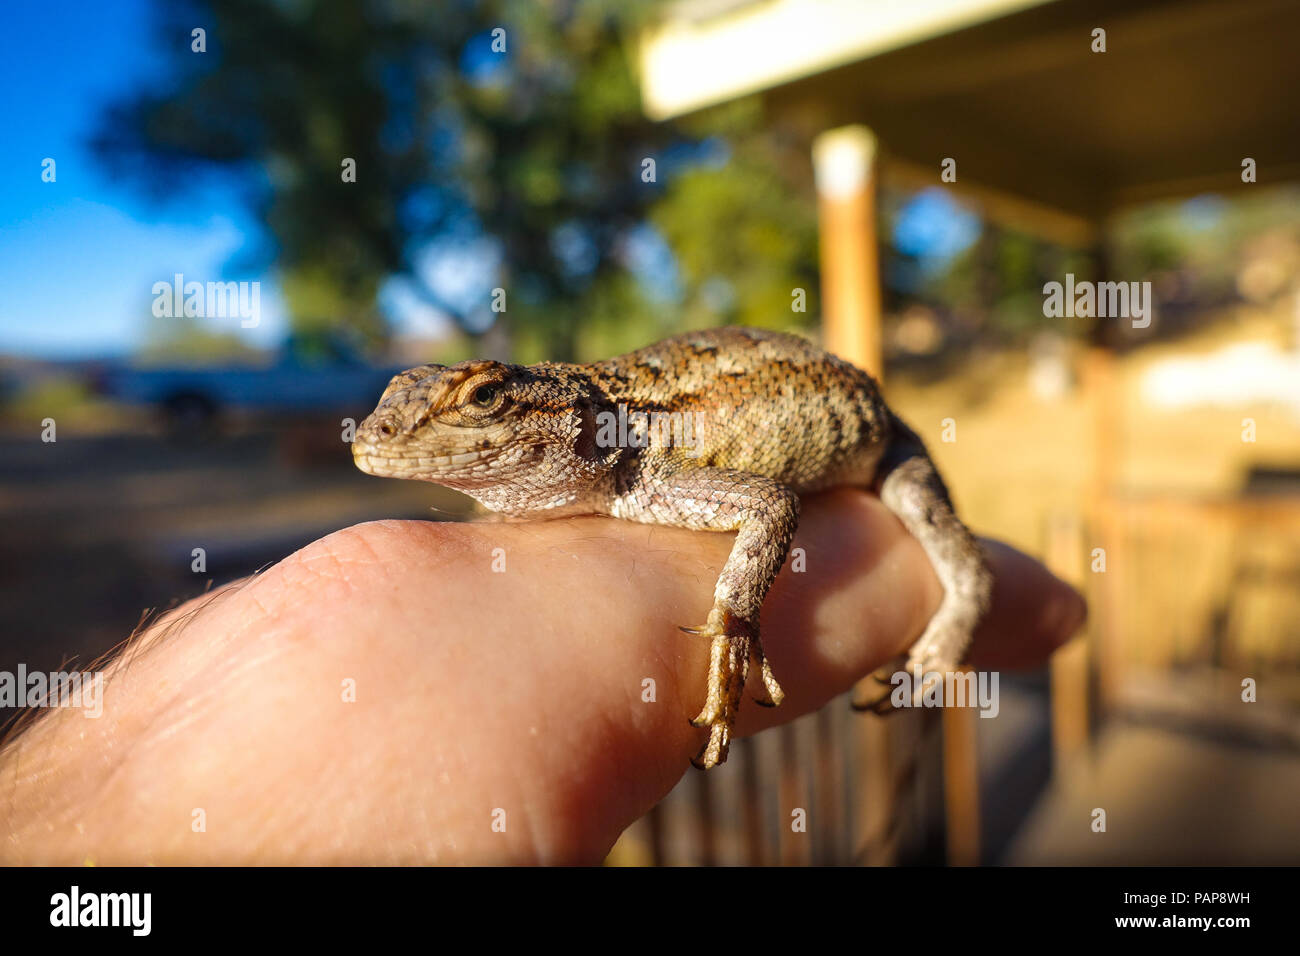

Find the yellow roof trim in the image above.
[{"left": 640, "top": 0, "right": 1057, "bottom": 119}]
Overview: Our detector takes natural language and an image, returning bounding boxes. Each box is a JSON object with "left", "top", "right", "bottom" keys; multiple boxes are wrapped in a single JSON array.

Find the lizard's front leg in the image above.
[{"left": 611, "top": 466, "right": 799, "bottom": 769}]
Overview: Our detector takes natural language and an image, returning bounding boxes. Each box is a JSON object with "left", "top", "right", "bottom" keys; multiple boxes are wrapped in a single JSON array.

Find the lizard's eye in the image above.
[{"left": 472, "top": 384, "right": 499, "bottom": 407}]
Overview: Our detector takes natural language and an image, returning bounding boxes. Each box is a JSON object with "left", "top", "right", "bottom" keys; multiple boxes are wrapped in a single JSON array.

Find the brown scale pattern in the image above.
[{"left": 353, "top": 326, "right": 991, "bottom": 769}]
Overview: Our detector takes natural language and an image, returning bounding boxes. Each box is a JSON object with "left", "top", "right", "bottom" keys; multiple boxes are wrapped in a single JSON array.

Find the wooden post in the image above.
[
  {"left": 815, "top": 124, "right": 902, "bottom": 863},
  {"left": 1046, "top": 510, "right": 1090, "bottom": 769},
  {"left": 739, "top": 739, "right": 766, "bottom": 865},
  {"left": 1083, "top": 231, "right": 1125, "bottom": 717},
  {"left": 777, "top": 722, "right": 810, "bottom": 865},
  {"left": 941, "top": 703, "right": 980, "bottom": 865},
  {"left": 645, "top": 802, "right": 667, "bottom": 866},
  {"left": 813, "top": 126, "right": 883, "bottom": 377},
  {"left": 853, "top": 709, "right": 897, "bottom": 864},
  {"left": 1085, "top": 345, "right": 1123, "bottom": 714},
  {"left": 693, "top": 764, "right": 717, "bottom": 866}
]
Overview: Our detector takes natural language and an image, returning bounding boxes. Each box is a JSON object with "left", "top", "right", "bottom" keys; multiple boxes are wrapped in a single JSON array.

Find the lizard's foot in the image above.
[
  {"left": 905, "top": 655, "right": 950, "bottom": 706},
  {"left": 850, "top": 654, "right": 907, "bottom": 712},
  {"left": 851, "top": 685, "right": 900, "bottom": 715},
  {"left": 851, "top": 652, "right": 953, "bottom": 713},
  {"left": 900, "top": 612, "right": 974, "bottom": 707},
  {"left": 683, "top": 607, "right": 754, "bottom": 769},
  {"left": 750, "top": 635, "right": 785, "bottom": 708}
]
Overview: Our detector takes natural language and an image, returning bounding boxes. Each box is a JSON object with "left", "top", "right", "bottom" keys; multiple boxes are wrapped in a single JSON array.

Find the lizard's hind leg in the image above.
[{"left": 866, "top": 419, "right": 993, "bottom": 708}]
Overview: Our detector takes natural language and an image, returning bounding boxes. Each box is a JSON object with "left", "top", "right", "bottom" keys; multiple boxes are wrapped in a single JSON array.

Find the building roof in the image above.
[{"left": 641, "top": 0, "right": 1300, "bottom": 229}]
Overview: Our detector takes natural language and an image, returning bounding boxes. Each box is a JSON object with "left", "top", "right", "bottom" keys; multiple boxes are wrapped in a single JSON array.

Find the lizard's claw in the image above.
[
  {"left": 751, "top": 645, "right": 785, "bottom": 708},
  {"left": 851, "top": 687, "right": 898, "bottom": 714},
  {"left": 850, "top": 654, "right": 908, "bottom": 711},
  {"left": 908, "top": 663, "right": 947, "bottom": 707},
  {"left": 851, "top": 672, "right": 902, "bottom": 713},
  {"left": 871, "top": 653, "right": 907, "bottom": 685},
  {"left": 686, "top": 607, "right": 759, "bottom": 769},
  {"left": 851, "top": 660, "right": 951, "bottom": 712},
  {"left": 691, "top": 723, "right": 731, "bottom": 770}
]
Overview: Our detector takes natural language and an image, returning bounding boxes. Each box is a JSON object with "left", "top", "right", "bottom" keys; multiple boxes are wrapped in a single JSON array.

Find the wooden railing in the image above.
[
  {"left": 1089, "top": 491, "right": 1300, "bottom": 698},
  {"left": 614, "top": 701, "right": 945, "bottom": 866}
]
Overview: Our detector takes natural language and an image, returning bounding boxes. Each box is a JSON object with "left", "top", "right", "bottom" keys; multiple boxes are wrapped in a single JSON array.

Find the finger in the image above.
[{"left": 965, "top": 538, "right": 1087, "bottom": 670}]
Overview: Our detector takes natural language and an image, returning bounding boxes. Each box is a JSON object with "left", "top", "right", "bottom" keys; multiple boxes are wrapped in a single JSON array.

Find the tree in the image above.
[{"left": 93, "top": 0, "right": 692, "bottom": 358}]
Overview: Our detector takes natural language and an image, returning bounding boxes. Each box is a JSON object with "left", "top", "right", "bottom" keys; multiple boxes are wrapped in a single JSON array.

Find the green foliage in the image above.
[
  {"left": 3, "top": 378, "right": 94, "bottom": 424},
  {"left": 1113, "top": 187, "right": 1300, "bottom": 284},
  {"left": 93, "top": 0, "right": 674, "bottom": 356},
  {"left": 135, "top": 314, "right": 262, "bottom": 365},
  {"left": 652, "top": 153, "right": 818, "bottom": 333}
]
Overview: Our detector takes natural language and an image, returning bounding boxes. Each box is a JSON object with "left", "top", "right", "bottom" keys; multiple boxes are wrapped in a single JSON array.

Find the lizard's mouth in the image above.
[{"left": 352, "top": 440, "right": 496, "bottom": 481}]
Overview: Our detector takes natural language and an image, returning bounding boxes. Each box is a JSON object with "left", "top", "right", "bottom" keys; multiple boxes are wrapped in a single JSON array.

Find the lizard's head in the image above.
[{"left": 353, "top": 359, "right": 613, "bottom": 502}]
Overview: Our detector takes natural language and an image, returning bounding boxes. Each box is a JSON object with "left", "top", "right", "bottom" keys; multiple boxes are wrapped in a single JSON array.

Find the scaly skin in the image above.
[{"left": 353, "top": 326, "right": 992, "bottom": 768}]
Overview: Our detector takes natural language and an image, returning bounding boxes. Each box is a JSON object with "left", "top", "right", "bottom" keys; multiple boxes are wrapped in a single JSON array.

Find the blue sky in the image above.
[{"left": 0, "top": 0, "right": 287, "bottom": 358}]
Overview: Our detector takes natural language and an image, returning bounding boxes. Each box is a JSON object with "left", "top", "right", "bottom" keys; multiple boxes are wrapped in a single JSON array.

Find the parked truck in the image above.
[{"left": 98, "top": 334, "right": 407, "bottom": 435}]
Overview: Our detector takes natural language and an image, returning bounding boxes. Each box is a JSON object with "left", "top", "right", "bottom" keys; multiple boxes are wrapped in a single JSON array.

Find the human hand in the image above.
[{"left": 0, "top": 488, "right": 1084, "bottom": 864}]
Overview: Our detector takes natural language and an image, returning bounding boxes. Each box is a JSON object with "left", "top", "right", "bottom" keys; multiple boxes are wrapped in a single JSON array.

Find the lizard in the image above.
[{"left": 351, "top": 326, "right": 992, "bottom": 769}]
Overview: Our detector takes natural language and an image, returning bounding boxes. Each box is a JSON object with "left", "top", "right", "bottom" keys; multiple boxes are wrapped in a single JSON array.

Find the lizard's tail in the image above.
[{"left": 868, "top": 412, "right": 993, "bottom": 689}]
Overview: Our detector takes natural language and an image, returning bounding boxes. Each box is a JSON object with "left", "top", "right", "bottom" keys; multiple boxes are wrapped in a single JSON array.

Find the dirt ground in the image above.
[{"left": 0, "top": 422, "right": 470, "bottom": 686}]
